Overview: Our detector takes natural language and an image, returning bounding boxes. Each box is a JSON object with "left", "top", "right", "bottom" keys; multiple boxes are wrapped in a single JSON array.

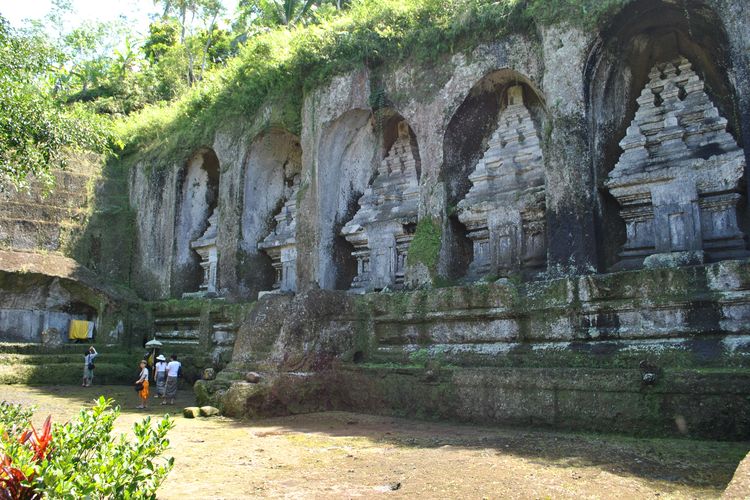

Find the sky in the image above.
[{"left": 0, "top": 0, "right": 237, "bottom": 35}]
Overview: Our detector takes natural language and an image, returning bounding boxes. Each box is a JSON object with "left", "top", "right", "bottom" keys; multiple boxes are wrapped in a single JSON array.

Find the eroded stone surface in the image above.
[
  {"left": 606, "top": 57, "right": 748, "bottom": 269},
  {"left": 341, "top": 121, "right": 420, "bottom": 292},
  {"left": 456, "top": 85, "right": 546, "bottom": 280}
]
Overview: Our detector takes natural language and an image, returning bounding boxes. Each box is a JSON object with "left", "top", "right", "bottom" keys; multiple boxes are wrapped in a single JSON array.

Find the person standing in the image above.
[
  {"left": 154, "top": 354, "right": 167, "bottom": 398},
  {"left": 163, "top": 354, "right": 181, "bottom": 405},
  {"left": 82, "top": 346, "right": 98, "bottom": 387},
  {"left": 135, "top": 360, "right": 149, "bottom": 409}
]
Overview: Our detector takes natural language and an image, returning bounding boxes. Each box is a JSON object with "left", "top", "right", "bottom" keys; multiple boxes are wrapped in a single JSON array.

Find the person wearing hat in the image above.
[{"left": 154, "top": 354, "right": 168, "bottom": 399}]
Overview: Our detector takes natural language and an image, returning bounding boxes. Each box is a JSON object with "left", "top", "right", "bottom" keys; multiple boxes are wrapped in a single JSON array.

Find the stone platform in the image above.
[{"left": 198, "top": 259, "right": 750, "bottom": 439}]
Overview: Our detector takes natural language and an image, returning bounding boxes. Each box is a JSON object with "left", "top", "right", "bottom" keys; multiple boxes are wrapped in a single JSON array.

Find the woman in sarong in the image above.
[
  {"left": 154, "top": 354, "right": 167, "bottom": 398},
  {"left": 163, "top": 354, "right": 181, "bottom": 405}
]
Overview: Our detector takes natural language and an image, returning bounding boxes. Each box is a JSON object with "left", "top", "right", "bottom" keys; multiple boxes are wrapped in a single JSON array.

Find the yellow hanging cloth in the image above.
[{"left": 69, "top": 320, "right": 90, "bottom": 340}]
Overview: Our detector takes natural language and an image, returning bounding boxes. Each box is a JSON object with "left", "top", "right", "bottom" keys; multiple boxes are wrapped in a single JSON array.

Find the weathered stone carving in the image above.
[
  {"left": 456, "top": 85, "right": 546, "bottom": 280},
  {"left": 341, "top": 121, "right": 420, "bottom": 292},
  {"left": 188, "top": 209, "right": 219, "bottom": 296},
  {"left": 258, "top": 176, "right": 299, "bottom": 292},
  {"left": 606, "top": 57, "right": 748, "bottom": 269}
]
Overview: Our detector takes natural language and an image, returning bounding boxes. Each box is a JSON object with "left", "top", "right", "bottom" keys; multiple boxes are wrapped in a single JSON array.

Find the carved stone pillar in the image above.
[
  {"left": 456, "top": 85, "right": 546, "bottom": 280},
  {"left": 258, "top": 177, "right": 300, "bottom": 293},
  {"left": 606, "top": 57, "right": 748, "bottom": 269},
  {"left": 186, "top": 209, "right": 219, "bottom": 297},
  {"left": 341, "top": 121, "right": 420, "bottom": 292}
]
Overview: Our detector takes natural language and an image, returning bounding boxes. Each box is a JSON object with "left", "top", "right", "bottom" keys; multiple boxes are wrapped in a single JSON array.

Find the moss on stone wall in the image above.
[
  {"left": 407, "top": 217, "right": 442, "bottom": 274},
  {"left": 66, "top": 157, "right": 136, "bottom": 288}
]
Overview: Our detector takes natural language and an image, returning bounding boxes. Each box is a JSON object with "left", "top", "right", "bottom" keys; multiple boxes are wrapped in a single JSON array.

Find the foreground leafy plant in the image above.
[
  {"left": 0, "top": 397, "right": 174, "bottom": 499},
  {"left": 0, "top": 402, "right": 34, "bottom": 439}
]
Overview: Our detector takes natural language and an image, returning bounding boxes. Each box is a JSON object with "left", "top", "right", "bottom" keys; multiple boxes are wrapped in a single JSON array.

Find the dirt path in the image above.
[{"left": 1, "top": 385, "right": 746, "bottom": 499}]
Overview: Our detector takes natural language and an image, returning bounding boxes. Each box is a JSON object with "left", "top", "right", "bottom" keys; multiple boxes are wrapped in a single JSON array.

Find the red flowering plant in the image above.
[
  {"left": 0, "top": 398, "right": 173, "bottom": 499},
  {"left": 0, "top": 403, "right": 51, "bottom": 499}
]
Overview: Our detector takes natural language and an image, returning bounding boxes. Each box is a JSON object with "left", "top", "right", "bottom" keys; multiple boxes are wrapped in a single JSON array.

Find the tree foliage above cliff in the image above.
[
  {"left": 1, "top": 0, "right": 629, "bottom": 185},
  {"left": 119, "top": 0, "right": 629, "bottom": 168},
  {"left": 0, "top": 15, "right": 110, "bottom": 189}
]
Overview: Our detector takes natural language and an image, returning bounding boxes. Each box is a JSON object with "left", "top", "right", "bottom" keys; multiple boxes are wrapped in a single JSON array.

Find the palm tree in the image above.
[{"left": 268, "top": 0, "right": 318, "bottom": 26}]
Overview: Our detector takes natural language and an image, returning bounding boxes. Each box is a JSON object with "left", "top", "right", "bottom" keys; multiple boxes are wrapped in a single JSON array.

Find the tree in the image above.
[
  {"left": 234, "top": 0, "right": 349, "bottom": 31},
  {"left": 0, "top": 15, "right": 109, "bottom": 188},
  {"left": 143, "top": 19, "right": 180, "bottom": 63},
  {"left": 268, "top": 0, "right": 319, "bottom": 25},
  {"left": 153, "top": 0, "right": 226, "bottom": 84}
]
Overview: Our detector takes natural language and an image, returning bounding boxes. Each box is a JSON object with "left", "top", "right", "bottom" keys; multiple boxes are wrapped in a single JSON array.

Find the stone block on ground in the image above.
[
  {"left": 183, "top": 407, "right": 201, "bottom": 418},
  {"left": 199, "top": 405, "right": 220, "bottom": 417},
  {"left": 40, "top": 328, "right": 63, "bottom": 347},
  {"left": 724, "top": 451, "right": 750, "bottom": 498},
  {"left": 245, "top": 371, "right": 262, "bottom": 383}
]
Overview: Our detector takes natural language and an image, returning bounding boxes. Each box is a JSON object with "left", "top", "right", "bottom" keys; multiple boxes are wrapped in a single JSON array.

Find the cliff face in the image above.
[
  {"left": 183, "top": 0, "right": 750, "bottom": 439},
  {"left": 4, "top": 0, "right": 750, "bottom": 436},
  {"left": 125, "top": 0, "right": 750, "bottom": 302}
]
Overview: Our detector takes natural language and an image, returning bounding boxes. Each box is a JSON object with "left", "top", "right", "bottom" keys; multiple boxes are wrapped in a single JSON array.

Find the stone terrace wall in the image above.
[
  {"left": 201, "top": 260, "right": 750, "bottom": 439},
  {"left": 0, "top": 154, "right": 101, "bottom": 253}
]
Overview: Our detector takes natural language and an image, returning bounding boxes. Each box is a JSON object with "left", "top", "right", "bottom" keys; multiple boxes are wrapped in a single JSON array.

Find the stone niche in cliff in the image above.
[
  {"left": 456, "top": 85, "right": 546, "bottom": 280},
  {"left": 605, "top": 57, "right": 748, "bottom": 269},
  {"left": 258, "top": 175, "right": 300, "bottom": 292},
  {"left": 240, "top": 129, "right": 302, "bottom": 297},
  {"left": 174, "top": 148, "right": 221, "bottom": 298},
  {"left": 340, "top": 120, "right": 420, "bottom": 292},
  {"left": 317, "top": 109, "right": 378, "bottom": 291}
]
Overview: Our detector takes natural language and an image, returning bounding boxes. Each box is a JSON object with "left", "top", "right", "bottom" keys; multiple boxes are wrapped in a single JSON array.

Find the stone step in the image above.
[
  {"left": 0, "top": 219, "right": 63, "bottom": 251},
  {"left": 212, "top": 331, "right": 236, "bottom": 346},
  {"left": 154, "top": 317, "right": 201, "bottom": 325},
  {"left": 0, "top": 342, "right": 126, "bottom": 354},
  {"left": 155, "top": 330, "right": 200, "bottom": 340},
  {"left": 0, "top": 352, "right": 135, "bottom": 366},
  {"left": 368, "top": 336, "right": 750, "bottom": 370},
  {"left": 0, "top": 201, "right": 86, "bottom": 224},
  {"left": 0, "top": 186, "right": 90, "bottom": 208},
  {"left": 0, "top": 362, "right": 134, "bottom": 385},
  {"left": 154, "top": 338, "right": 200, "bottom": 345}
]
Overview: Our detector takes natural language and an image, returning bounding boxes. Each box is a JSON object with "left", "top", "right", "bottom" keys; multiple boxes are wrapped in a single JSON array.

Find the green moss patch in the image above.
[{"left": 407, "top": 217, "right": 442, "bottom": 273}]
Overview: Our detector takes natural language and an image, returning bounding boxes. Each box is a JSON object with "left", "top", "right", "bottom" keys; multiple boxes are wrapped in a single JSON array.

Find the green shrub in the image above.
[
  {"left": 0, "top": 401, "right": 35, "bottom": 437},
  {"left": 0, "top": 397, "right": 174, "bottom": 499},
  {"left": 409, "top": 348, "right": 430, "bottom": 366}
]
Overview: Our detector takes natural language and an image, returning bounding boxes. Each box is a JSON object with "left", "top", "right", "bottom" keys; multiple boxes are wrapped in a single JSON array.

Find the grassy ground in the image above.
[{"left": 1, "top": 384, "right": 746, "bottom": 499}]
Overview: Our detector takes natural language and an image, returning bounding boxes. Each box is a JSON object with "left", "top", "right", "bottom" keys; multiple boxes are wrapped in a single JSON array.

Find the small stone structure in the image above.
[
  {"left": 605, "top": 57, "right": 748, "bottom": 269},
  {"left": 186, "top": 209, "right": 219, "bottom": 297},
  {"left": 457, "top": 85, "right": 546, "bottom": 279},
  {"left": 40, "top": 327, "right": 63, "bottom": 347},
  {"left": 340, "top": 121, "right": 420, "bottom": 292},
  {"left": 258, "top": 176, "right": 300, "bottom": 292}
]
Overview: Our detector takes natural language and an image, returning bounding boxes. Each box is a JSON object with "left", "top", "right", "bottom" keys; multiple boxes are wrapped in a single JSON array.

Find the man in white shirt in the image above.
[{"left": 163, "top": 354, "right": 181, "bottom": 405}]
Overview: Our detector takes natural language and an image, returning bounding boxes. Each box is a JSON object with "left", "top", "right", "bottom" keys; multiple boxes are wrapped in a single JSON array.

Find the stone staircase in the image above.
[
  {"left": 149, "top": 300, "right": 245, "bottom": 375},
  {"left": 0, "top": 161, "right": 97, "bottom": 253},
  {"left": 0, "top": 343, "right": 137, "bottom": 385}
]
